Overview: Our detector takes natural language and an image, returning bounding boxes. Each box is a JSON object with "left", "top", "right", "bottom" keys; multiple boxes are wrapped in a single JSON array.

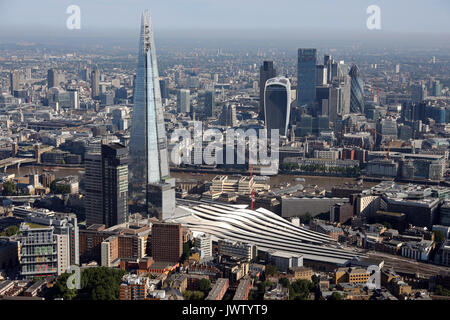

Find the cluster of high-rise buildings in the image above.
[
  {"left": 0, "top": 8, "right": 450, "bottom": 302},
  {"left": 258, "top": 49, "right": 365, "bottom": 139}
]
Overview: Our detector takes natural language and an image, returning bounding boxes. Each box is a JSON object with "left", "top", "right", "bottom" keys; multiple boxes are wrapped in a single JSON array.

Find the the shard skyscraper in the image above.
[{"left": 130, "top": 11, "right": 175, "bottom": 220}]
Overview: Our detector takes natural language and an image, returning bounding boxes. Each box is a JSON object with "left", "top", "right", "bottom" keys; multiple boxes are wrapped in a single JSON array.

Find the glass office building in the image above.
[
  {"left": 264, "top": 77, "right": 291, "bottom": 137},
  {"left": 129, "top": 11, "right": 175, "bottom": 220},
  {"left": 349, "top": 64, "right": 365, "bottom": 114},
  {"left": 297, "top": 49, "right": 317, "bottom": 108}
]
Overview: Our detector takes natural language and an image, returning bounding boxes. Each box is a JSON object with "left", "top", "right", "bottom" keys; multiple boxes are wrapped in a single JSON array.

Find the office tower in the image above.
[
  {"left": 402, "top": 102, "right": 427, "bottom": 123},
  {"left": 47, "top": 68, "right": 59, "bottom": 88},
  {"left": 428, "top": 106, "right": 446, "bottom": 124},
  {"left": 329, "top": 86, "right": 342, "bottom": 122},
  {"left": 68, "top": 89, "right": 79, "bottom": 109},
  {"left": 9, "top": 70, "right": 21, "bottom": 94},
  {"left": 129, "top": 11, "right": 175, "bottom": 220},
  {"left": 85, "top": 143, "right": 129, "bottom": 227},
  {"left": 151, "top": 222, "right": 182, "bottom": 263},
  {"left": 91, "top": 69, "right": 100, "bottom": 98},
  {"left": 411, "top": 84, "right": 427, "bottom": 103},
  {"left": 337, "top": 61, "right": 349, "bottom": 79},
  {"left": 338, "top": 75, "right": 351, "bottom": 115},
  {"left": 316, "top": 85, "right": 331, "bottom": 116},
  {"left": 219, "top": 104, "right": 238, "bottom": 127},
  {"left": 432, "top": 80, "right": 442, "bottom": 97},
  {"left": 159, "top": 79, "right": 169, "bottom": 100},
  {"left": 177, "top": 89, "right": 191, "bottom": 113},
  {"left": 324, "top": 54, "right": 331, "bottom": 67},
  {"left": 80, "top": 67, "right": 90, "bottom": 81},
  {"left": 259, "top": 61, "right": 276, "bottom": 120},
  {"left": 264, "top": 76, "right": 291, "bottom": 136},
  {"left": 395, "top": 64, "right": 400, "bottom": 74},
  {"left": 324, "top": 54, "right": 334, "bottom": 83},
  {"left": 316, "top": 65, "right": 327, "bottom": 86},
  {"left": 349, "top": 64, "right": 365, "bottom": 114},
  {"left": 85, "top": 153, "right": 104, "bottom": 226},
  {"left": 203, "top": 89, "right": 215, "bottom": 117},
  {"left": 341, "top": 75, "right": 351, "bottom": 116},
  {"left": 297, "top": 49, "right": 317, "bottom": 108},
  {"left": 101, "top": 143, "right": 129, "bottom": 227}
]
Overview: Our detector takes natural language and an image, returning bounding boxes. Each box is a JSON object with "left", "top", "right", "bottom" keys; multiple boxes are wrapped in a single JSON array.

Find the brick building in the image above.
[{"left": 151, "top": 223, "right": 183, "bottom": 263}]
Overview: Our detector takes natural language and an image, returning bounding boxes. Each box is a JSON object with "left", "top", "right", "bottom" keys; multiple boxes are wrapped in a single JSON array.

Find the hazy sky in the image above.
[{"left": 0, "top": 0, "right": 449, "bottom": 44}]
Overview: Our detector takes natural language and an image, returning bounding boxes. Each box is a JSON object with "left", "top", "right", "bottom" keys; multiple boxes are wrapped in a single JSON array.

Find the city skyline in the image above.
[{"left": 0, "top": 3, "right": 450, "bottom": 306}]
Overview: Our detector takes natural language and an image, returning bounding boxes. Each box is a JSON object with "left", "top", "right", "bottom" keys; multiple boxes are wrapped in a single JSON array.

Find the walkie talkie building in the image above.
[
  {"left": 130, "top": 11, "right": 175, "bottom": 220},
  {"left": 264, "top": 76, "right": 291, "bottom": 137}
]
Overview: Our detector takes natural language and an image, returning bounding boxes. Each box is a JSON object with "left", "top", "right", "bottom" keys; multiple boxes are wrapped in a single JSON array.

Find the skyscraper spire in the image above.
[{"left": 130, "top": 11, "right": 175, "bottom": 220}]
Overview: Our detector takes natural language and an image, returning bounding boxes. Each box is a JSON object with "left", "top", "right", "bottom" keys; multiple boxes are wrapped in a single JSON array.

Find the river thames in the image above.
[{"left": 6, "top": 165, "right": 379, "bottom": 191}]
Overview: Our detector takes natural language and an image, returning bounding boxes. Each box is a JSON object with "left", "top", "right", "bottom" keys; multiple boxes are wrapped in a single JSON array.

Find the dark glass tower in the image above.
[
  {"left": 47, "top": 69, "right": 58, "bottom": 88},
  {"left": 101, "top": 143, "right": 129, "bottom": 227},
  {"left": 85, "top": 143, "right": 129, "bottom": 228},
  {"left": 349, "top": 64, "right": 365, "bottom": 114},
  {"left": 264, "top": 77, "right": 291, "bottom": 136},
  {"left": 129, "top": 11, "right": 175, "bottom": 220},
  {"left": 297, "top": 49, "right": 317, "bottom": 108},
  {"left": 259, "top": 61, "right": 276, "bottom": 120}
]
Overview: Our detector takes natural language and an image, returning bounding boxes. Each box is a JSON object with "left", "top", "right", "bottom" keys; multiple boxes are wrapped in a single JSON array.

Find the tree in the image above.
[
  {"left": 183, "top": 290, "right": 205, "bottom": 300},
  {"left": 265, "top": 265, "right": 278, "bottom": 277},
  {"left": 78, "top": 267, "right": 125, "bottom": 300},
  {"left": 5, "top": 225, "right": 19, "bottom": 236},
  {"left": 328, "top": 292, "right": 344, "bottom": 300},
  {"left": 289, "top": 279, "right": 315, "bottom": 300},
  {"left": 181, "top": 240, "right": 192, "bottom": 263},
  {"left": 199, "top": 278, "right": 211, "bottom": 292},
  {"left": 46, "top": 273, "right": 78, "bottom": 300},
  {"left": 2, "top": 181, "right": 16, "bottom": 196},
  {"left": 435, "top": 285, "right": 450, "bottom": 296},
  {"left": 433, "top": 230, "right": 445, "bottom": 244},
  {"left": 279, "top": 277, "right": 290, "bottom": 288},
  {"left": 50, "top": 180, "right": 70, "bottom": 194},
  {"left": 311, "top": 274, "right": 320, "bottom": 286},
  {"left": 256, "top": 280, "right": 274, "bottom": 299}
]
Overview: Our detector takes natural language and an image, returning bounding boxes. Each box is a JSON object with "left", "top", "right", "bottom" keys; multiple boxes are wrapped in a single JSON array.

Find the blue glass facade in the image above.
[
  {"left": 349, "top": 65, "right": 364, "bottom": 114},
  {"left": 130, "top": 11, "right": 170, "bottom": 185},
  {"left": 264, "top": 77, "right": 291, "bottom": 136},
  {"left": 130, "top": 11, "right": 175, "bottom": 220},
  {"left": 297, "top": 49, "right": 317, "bottom": 108}
]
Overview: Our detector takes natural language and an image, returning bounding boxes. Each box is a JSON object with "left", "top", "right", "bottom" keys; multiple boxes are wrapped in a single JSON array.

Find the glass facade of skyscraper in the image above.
[
  {"left": 130, "top": 11, "right": 170, "bottom": 185},
  {"left": 297, "top": 49, "right": 317, "bottom": 108},
  {"left": 349, "top": 64, "right": 365, "bottom": 114},
  {"left": 129, "top": 11, "right": 175, "bottom": 220},
  {"left": 264, "top": 77, "right": 291, "bottom": 136}
]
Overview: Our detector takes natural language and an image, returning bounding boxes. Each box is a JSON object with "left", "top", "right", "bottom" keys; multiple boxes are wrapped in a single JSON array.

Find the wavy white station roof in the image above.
[{"left": 168, "top": 200, "right": 362, "bottom": 264}]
